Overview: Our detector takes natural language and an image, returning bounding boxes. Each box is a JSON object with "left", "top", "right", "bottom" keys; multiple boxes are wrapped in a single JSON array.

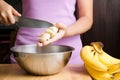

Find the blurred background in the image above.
[
  {"left": 0, "top": 0, "right": 120, "bottom": 63},
  {"left": 0, "top": 0, "right": 22, "bottom": 63},
  {"left": 81, "top": 0, "right": 120, "bottom": 59}
]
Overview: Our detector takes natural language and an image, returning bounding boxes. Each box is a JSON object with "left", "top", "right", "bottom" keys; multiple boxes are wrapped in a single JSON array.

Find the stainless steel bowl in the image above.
[{"left": 11, "top": 44, "right": 74, "bottom": 75}]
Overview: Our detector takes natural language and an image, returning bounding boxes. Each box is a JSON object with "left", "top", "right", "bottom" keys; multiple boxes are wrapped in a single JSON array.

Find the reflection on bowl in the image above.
[{"left": 11, "top": 44, "right": 74, "bottom": 75}]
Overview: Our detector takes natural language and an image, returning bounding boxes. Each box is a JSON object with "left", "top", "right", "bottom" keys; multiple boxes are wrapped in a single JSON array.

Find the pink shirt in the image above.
[{"left": 11, "top": 0, "right": 83, "bottom": 64}]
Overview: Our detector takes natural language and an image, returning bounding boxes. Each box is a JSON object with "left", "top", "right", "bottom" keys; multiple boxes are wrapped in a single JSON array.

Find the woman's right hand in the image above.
[{"left": 0, "top": 0, "right": 21, "bottom": 25}]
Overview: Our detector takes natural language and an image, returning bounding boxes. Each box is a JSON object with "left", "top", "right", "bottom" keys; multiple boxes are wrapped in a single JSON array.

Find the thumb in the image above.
[{"left": 55, "top": 22, "right": 67, "bottom": 29}]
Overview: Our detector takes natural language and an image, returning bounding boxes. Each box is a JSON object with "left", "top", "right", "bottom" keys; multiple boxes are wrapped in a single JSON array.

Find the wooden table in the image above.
[{"left": 0, "top": 64, "right": 92, "bottom": 80}]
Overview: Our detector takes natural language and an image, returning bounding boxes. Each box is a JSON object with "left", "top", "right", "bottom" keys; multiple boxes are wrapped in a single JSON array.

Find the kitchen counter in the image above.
[{"left": 0, "top": 64, "right": 92, "bottom": 80}]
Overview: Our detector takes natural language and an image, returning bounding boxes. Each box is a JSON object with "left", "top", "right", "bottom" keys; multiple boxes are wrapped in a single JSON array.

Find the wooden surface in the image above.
[{"left": 0, "top": 64, "right": 92, "bottom": 80}]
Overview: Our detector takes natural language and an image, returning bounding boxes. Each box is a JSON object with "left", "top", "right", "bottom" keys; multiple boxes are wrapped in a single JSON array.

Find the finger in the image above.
[
  {"left": 41, "top": 41, "right": 51, "bottom": 46},
  {"left": 0, "top": 17, "right": 3, "bottom": 23},
  {"left": 12, "top": 8, "right": 21, "bottom": 16},
  {"left": 7, "top": 8, "right": 21, "bottom": 25},
  {"left": 0, "top": 12, "right": 11, "bottom": 25},
  {"left": 37, "top": 42, "right": 44, "bottom": 47},
  {"left": 0, "top": 18, "right": 5, "bottom": 24},
  {"left": 8, "top": 12, "right": 16, "bottom": 24},
  {"left": 55, "top": 23, "right": 67, "bottom": 29}
]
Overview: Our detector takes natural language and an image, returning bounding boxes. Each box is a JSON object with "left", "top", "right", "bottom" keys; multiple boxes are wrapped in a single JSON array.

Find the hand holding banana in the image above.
[
  {"left": 80, "top": 42, "right": 120, "bottom": 80},
  {"left": 39, "top": 26, "right": 59, "bottom": 43},
  {"left": 38, "top": 23, "right": 66, "bottom": 46}
]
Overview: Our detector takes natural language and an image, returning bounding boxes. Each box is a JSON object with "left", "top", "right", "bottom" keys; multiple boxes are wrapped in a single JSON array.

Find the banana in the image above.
[
  {"left": 81, "top": 42, "right": 120, "bottom": 80},
  {"left": 45, "top": 26, "right": 58, "bottom": 38},
  {"left": 48, "top": 27, "right": 59, "bottom": 34},
  {"left": 91, "top": 42, "right": 120, "bottom": 66},
  {"left": 39, "top": 26, "right": 58, "bottom": 43},
  {"left": 99, "top": 51, "right": 120, "bottom": 66},
  {"left": 114, "top": 72, "right": 120, "bottom": 80},
  {"left": 84, "top": 64, "right": 113, "bottom": 80},
  {"left": 108, "top": 63, "right": 120, "bottom": 74},
  {"left": 39, "top": 33, "right": 51, "bottom": 43},
  {"left": 80, "top": 46, "right": 108, "bottom": 71}
]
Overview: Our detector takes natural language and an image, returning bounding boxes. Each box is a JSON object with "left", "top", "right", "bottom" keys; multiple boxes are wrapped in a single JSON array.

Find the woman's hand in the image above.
[
  {"left": 37, "top": 23, "right": 67, "bottom": 46},
  {"left": 0, "top": 0, "right": 21, "bottom": 25}
]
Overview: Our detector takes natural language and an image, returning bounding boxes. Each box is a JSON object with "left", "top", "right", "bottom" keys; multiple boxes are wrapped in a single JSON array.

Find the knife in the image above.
[{"left": 14, "top": 16, "right": 53, "bottom": 28}]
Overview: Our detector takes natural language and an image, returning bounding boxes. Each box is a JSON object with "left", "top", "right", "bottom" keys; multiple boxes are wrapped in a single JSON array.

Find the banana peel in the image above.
[
  {"left": 84, "top": 64, "right": 113, "bottom": 80},
  {"left": 91, "top": 42, "right": 120, "bottom": 66},
  {"left": 114, "top": 72, "right": 120, "bottom": 80},
  {"left": 108, "top": 63, "right": 120, "bottom": 74}
]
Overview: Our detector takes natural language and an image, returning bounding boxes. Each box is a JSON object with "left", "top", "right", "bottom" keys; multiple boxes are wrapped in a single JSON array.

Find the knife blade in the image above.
[{"left": 14, "top": 16, "right": 53, "bottom": 28}]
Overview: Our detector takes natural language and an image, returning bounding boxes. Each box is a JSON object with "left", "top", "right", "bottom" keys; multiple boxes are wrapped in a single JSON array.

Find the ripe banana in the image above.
[
  {"left": 108, "top": 63, "right": 120, "bottom": 74},
  {"left": 84, "top": 64, "right": 113, "bottom": 80},
  {"left": 80, "top": 42, "right": 120, "bottom": 80},
  {"left": 80, "top": 45, "right": 108, "bottom": 71},
  {"left": 39, "top": 26, "right": 58, "bottom": 43},
  {"left": 114, "top": 72, "right": 120, "bottom": 80},
  {"left": 91, "top": 42, "right": 120, "bottom": 66}
]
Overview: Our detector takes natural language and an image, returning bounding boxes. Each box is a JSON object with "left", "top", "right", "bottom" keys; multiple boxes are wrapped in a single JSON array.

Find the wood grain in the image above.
[{"left": 0, "top": 64, "right": 92, "bottom": 80}]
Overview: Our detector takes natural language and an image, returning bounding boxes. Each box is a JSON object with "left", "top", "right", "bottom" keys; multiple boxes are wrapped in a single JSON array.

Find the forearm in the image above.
[
  {"left": 64, "top": 0, "right": 93, "bottom": 38},
  {"left": 65, "top": 16, "right": 93, "bottom": 37}
]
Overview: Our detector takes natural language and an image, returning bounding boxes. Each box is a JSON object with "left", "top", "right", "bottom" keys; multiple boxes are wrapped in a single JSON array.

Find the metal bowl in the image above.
[{"left": 11, "top": 44, "right": 74, "bottom": 75}]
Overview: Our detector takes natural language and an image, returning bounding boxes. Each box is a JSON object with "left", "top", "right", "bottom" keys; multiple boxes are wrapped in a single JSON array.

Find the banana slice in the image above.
[
  {"left": 49, "top": 26, "right": 59, "bottom": 33},
  {"left": 39, "top": 26, "right": 58, "bottom": 43},
  {"left": 45, "top": 29, "right": 56, "bottom": 38},
  {"left": 45, "top": 27, "right": 58, "bottom": 38},
  {"left": 39, "top": 33, "right": 51, "bottom": 43}
]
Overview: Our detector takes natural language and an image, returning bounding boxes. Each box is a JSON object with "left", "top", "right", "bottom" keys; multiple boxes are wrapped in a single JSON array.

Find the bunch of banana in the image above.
[
  {"left": 80, "top": 42, "right": 120, "bottom": 80},
  {"left": 39, "top": 26, "right": 58, "bottom": 43}
]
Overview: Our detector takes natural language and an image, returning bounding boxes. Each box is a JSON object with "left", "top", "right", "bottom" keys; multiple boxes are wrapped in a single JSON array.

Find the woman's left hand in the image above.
[{"left": 37, "top": 23, "right": 67, "bottom": 46}]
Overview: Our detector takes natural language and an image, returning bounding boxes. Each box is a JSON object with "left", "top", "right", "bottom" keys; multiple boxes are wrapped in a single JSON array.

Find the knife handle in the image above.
[{"left": 14, "top": 16, "right": 19, "bottom": 22}]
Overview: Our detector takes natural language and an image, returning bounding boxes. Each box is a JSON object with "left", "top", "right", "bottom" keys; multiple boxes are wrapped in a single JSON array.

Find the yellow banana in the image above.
[
  {"left": 81, "top": 42, "right": 120, "bottom": 80},
  {"left": 114, "top": 72, "right": 120, "bottom": 80},
  {"left": 108, "top": 63, "right": 120, "bottom": 74},
  {"left": 84, "top": 64, "right": 113, "bottom": 80},
  {"left": 99, "top": 51, "right": 120, "bottom": 66},
  {"left": 91, "top": 42, "right": 120, "bottom": 66},
  {"left": 80, "top": 46, "right": 108, "bottom": 71}
]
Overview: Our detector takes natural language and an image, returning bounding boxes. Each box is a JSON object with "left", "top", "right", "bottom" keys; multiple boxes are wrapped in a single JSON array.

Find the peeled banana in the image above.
[
  {"left": 39, "top": 26, "right": 58, "bottom": 43},
  {"left": 39, "top": 33, "right": 51, "bottom": 43},
  {"left": 80, "top": 42, "right": 120, "bottom": 80}
]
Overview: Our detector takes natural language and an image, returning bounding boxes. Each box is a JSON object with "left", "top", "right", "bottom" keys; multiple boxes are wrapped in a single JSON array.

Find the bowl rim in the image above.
[{"left": 10, "top": 44, "right": 75, "bottom": 55}]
